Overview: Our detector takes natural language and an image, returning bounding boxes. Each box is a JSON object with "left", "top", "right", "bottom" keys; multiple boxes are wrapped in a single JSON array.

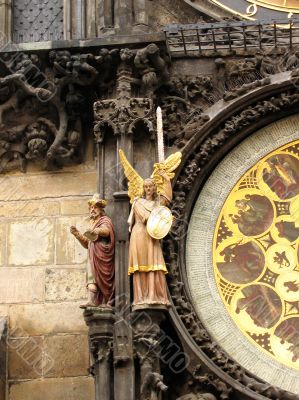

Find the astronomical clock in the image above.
[
  {"left": 186, "top": 116, "right": 299, "bottom": 394},
  {"left": 190, "top": 0, "right": 299, "bottom": 19}
]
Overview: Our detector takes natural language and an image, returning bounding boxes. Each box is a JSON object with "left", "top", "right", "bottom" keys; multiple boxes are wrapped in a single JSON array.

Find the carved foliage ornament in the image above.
[
  {"left": 159, "top": 48, "right": 299, "bottom": 147},
  {"left": 93, "top": 44, "right": 170, "bottom": 140},
  {"left": 0, "top": 42, "right": 171, "bottom": 173},
  {"left": 0, "top": 48, "right": 122, "bottom": 172}
]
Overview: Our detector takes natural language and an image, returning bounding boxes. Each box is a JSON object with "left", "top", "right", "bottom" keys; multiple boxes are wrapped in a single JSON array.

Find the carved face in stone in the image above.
[{"left": 27, "top": 138, "right": 48, "bottom": 159}]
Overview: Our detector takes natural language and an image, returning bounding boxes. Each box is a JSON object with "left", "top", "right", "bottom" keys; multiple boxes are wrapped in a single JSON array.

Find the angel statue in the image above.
[{"left": 119, "top": 148, "right": 181, "bottom": 309}]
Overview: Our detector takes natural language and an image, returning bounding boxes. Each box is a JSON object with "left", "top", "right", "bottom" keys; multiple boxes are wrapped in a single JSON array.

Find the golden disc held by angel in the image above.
[
  {"left": 119, "top": 110, "right": 181, "bottom": 309},
  {"left": 147, "top": 205, "right": 173, "bottom": 239}
]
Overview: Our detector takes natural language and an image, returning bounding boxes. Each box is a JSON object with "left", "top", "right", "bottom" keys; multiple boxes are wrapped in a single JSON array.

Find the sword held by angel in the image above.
[{"left": 119, "top": 106, "right": 182, "bottom": 309}]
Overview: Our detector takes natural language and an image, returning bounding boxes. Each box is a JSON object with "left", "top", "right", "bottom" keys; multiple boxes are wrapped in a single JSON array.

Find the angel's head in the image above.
[{"left": 143, "top": 178, "right": 157, "bottom": 200}]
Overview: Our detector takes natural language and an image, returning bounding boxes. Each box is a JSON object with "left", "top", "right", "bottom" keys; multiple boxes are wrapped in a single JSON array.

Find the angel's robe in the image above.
[{"left": 127, "top": 181, "right": 172, "bottom": 306}]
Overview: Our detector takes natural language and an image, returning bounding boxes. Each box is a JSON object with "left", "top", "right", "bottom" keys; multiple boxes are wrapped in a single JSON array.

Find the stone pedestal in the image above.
[
  {"left": 84, "top": 308, "right": 115, "bottom": 400},
  {"left": 132, "top": 304, "right": 169, "bottom": 312},
  {"left": 84, "top": 306, "right": 170, "bottom": 400},
  {"left": 113, "top": 241, "right": 135, "bottom": 400},
  {"left": 132, "top": 308, "right": 168, "bottom": 400}
]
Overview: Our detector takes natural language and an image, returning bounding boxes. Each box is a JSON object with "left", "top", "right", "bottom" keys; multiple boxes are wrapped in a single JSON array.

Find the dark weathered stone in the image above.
[
  {"left": 0, "top": 317, "right": 7, "bottom": 400},
  {"left": 13, "top": 0, "right": 64, "bottom": 43},
  {"left": 84, "top": 308, "right": 115, "bottom": 400}
]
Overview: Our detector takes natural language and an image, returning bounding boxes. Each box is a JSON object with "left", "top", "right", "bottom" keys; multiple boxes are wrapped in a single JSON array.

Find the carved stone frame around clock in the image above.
[{"left": 165, "top": 71, "right": 299, "bottom": 400}]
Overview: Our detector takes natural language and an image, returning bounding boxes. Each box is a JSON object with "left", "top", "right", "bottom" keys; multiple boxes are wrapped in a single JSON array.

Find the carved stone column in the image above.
[
  {"left": 0, "top": 0, "right": 12, "bottom": 42},
  {"left": 97, "top": 0, "right": 115, "bottom": 34},
  {"left": 132, "top": 309, "right": 168, "bottom": 400},
  {"left": 64, "top": 0, "right": 87, "bottom": 39},
  {"left": 93, "top": 47, "right": 155, "bottom": 400},
  {"left": 113, "top": 0, "right": 153, "bottom": 32},
  {"left": 114, "top": 0, "right": 133, "bottom": 32},
  {"left": 133, "top": 0, "right": 152, "bottom": 29},
  {"left": 84, "top": 309, "right": 115, "bottom": 400},
  {"left": 63, "top": 0, "right": 72, "bottom": 39},
  {"left": 85, "top": 0, "right": 119, "bottom": 36}
]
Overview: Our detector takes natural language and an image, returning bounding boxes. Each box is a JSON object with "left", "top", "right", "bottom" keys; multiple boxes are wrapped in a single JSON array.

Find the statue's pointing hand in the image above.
[{"left": 70, "top": 226, "right": 79, "bottom": 236}]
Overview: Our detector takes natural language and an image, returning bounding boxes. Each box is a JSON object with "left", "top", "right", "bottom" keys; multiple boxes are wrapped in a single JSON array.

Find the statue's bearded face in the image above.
[{"left": 89, "top": 204, "right": 102, "bottom": 220}]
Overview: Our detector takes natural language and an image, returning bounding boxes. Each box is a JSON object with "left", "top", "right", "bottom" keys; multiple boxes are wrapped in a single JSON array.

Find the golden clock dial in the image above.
[
  {"left": 212, "top": 139, "right": 299, "bottom": 371},
  {"left": 186, "top": 115, "right": 299, "bottom": 393},
  {"left": 205, "top": 0, "right": 299, "bottom": 19},
  {"left": 253, "top": 0, "right": 299, "bottom": 12},
  {"left": 257, "top": 0, "right": 299, "bottom": 8}
]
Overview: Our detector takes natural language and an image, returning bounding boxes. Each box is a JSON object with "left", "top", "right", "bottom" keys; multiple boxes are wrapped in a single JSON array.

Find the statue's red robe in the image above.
[{"left": 88, "top": 216, "right": 115, "bottom": 305}]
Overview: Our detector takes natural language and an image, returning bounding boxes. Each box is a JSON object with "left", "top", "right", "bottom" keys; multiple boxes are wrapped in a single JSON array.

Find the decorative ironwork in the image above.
[
  {"left": 13, "top": 0, "right": 64, "bottom": 43},
  {"left": 164, "top": 19, "right": 299, "bottom": 57}
]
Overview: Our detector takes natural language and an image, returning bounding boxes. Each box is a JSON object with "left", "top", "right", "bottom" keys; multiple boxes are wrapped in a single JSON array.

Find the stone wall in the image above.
[{"left": 0, "top": 159, "right": 97, "bottom": 400}]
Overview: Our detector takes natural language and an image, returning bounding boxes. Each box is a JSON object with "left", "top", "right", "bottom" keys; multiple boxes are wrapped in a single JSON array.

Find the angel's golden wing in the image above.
[
  {"left": 119, "top": 149, "right": 144, "bottom": 203},
  {"left": 151, "top": 151, "right": 182, "bottom": 195}
]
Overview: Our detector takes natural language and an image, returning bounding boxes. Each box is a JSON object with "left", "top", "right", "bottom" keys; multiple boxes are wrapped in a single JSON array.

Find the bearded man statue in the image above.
[{"left": 70, "top": 194, "right": 115, "bottom": 308}]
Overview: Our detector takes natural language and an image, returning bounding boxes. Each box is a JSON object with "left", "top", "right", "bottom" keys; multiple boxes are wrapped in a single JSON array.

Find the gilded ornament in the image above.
[{"left": 213, "top": 139, "right": 299, "bottom": 370}]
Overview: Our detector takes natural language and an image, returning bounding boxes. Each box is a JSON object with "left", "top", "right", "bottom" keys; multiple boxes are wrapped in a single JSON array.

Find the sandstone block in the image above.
[
  {"left": 45, "top": 268, "right": 86, "bottom": 301},
  {"left": 8, "top": 337, "right": 43, "bottom": 379},
  {"left": 0, "top": 306, "right": 9, "bottom": 318},
  {"left": 44, "top": 334, "right": 89, "bottom": 378},
  {"left": 0, "top": 171, "right": 96, "bottom": 201},
  {"left": 0, "top": 268, "right": 44, "bottom": 304},
  {"left": 0, "top": 200, "right": 60, "bottom": 218},
  {"left": 56, "top": 217, "right": 88, "bottom": 265},
  {"left": 9, "top": 302, "right": 87, "bottom": 337},
  {"left": 0, "top": 223, "right": 6, "bottom": 267},
  {"left": 8, "top": 218, "right": 54, "bottom": 266},
  {"left": 60, "top": 199, "right": 89, "bottom": 216},
  {"left": 9, "top": 376, "right": 95, "bottom": 400}
]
